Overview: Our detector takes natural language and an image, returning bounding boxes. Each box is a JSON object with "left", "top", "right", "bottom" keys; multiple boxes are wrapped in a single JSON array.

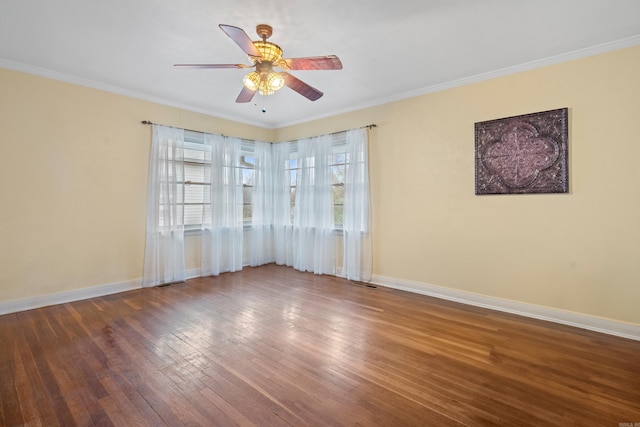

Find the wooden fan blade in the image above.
[
  {"left": 281, "top": 72, "right": 323, "bottom": 101},
  {"left": 236, "top": 86, "right": 256, "bottom": 103},
  {"left": 173, "top": 63, "right": 245, "bottom": 69},
  {"left": 281, "top": 55, "right": 343, "bottom": 70},
  {"left": 219, "top": 24, "right": 262, "bottom": 59}
]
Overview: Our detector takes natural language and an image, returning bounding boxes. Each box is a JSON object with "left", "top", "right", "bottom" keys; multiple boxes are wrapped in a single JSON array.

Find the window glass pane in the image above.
[
  {"left": 239, "top": 151, "right": 255, "bottom": 224},
  {"left": 241, "top": 155, "right": 255, "bottom": 167},
  {"left": 332, "top": 184, "right": 344, "bottom": 205},
  {"left": 185, "top": 184, "right": 206, "bottom": 204},
  {"left": 331, "top": 153, "right": 346, "bottom": 165},
  {"left": 184, "top": 163, "right": 206, "bottom": 183},
  {"left": 184, "top": 148, "right": 205, "bottom": 163},
  {"left": 243, "top": 204, "right": 252, "bottom": 223},
  {"left": 243, "top": 186, "right": 253, "bottom": 204},
  {"left": 290, "top": 187, "right": 296, "bottom": 223},
  {"left": 334, "top": 205, "right": 343, "bottom": 227},
  {"left": 184, "top": 205, "right": 203, "bottom": 226},
  {"left": 242, "top": 168, "right": 255, "bottom": 186},
  {"left": 287, "top": 149, "right": 298, "bottom": 223},
  {"left": 331, "top": 165, "right": 345, "bottom": 185}
]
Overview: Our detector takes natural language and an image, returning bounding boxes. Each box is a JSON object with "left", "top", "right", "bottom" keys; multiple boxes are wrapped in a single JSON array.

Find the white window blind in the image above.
[{"left": 166, "top": 131, "right": 255, "bottom": 230}]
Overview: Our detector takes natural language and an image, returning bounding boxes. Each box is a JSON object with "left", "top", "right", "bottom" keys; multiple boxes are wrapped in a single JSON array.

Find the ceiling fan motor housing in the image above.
[
  {"left": 256, "top": 24, "right": 273, "bottom": 40},
  {"left": 256, "top": 61, "right": 273, "bottom": 77}
]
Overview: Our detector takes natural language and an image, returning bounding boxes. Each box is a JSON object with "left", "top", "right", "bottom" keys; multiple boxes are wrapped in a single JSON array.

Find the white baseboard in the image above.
[
  {"left": 372, "top": 274, "right": 640, "bottom": 341},
  {"left": 3, "top": 271, "right": 638, "bottom": 341},
  {"left": 186, "top": 268, "right": 202, "bottom": 280},
  {"left": 0, "top": 268, "right": 206, "bottom": 315},
  {"left": 0, "top": 278, "right": 142, "bottom": 316}
]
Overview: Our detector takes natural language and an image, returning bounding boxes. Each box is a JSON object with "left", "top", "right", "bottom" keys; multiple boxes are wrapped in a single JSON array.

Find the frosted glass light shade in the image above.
[
  {"left": 242, "top": 72, "right": 260, "bottom": 91},
  {"left": 244, "top": 71, "right": 285, "bottom": 96},
  {"left": 267, "top": 72, "right": 284, "bottom": 91}
]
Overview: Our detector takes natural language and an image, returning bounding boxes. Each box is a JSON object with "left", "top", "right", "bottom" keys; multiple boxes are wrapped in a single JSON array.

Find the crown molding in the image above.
[
  {"left": 2, "top": 34, "right": 639, "bottom": 130},
  {"left": 0, "top": 58, "right": 274, "bottom": 129},
  {"left": 275, "top": 35, "right": 640, "bottom": 128}
]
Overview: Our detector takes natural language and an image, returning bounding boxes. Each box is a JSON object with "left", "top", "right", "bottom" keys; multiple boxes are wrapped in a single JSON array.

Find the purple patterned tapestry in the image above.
[{"left": 475, "top": 108, "right": 568, "bottom": 195}]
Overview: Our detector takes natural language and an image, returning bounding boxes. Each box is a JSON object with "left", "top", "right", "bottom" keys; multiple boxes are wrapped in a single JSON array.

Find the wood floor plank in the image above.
[
  {"left": 13, "top": 311, "right": 63, "bottom": 426},
  {"left": 0, "top": 314, "right": 24, "bottom": 426},
  {"left": 1, "top": 264, "right": 639, "bottom": 426}
]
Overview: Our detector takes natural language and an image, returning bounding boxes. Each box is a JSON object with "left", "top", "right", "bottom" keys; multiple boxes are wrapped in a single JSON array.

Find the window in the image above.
[
  {"left": 173, "top": 131, "right": 255, "bottom": 230},
  {"left": 240, "top": 154, "right": 255, "bottom": 224},
  {"left": 147, "top": 124, "right": 371, "bottom": 283},
  {"left": 285, "top": 135, "right": 349, "bottom": 230},
  {"left": 284, "top": 157, "right": 298, "bottom": 223},
  {"left": 182, "top": 132, "right": 209, "bottom": 230},
  {"left": 330, "top": 141, "right": 348, "bottom": 229},
  {"left": 157, "top": 130, "right": 352, "bottom": 231}
]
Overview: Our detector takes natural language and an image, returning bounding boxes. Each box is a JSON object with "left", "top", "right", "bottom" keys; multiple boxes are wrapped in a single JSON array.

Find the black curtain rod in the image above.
[
  {"left": 140, "top": 120, "right": 226, "bottom": 137},
  {"left": 328, "top": 124, "right": 377, "bottom": 136},
  {"left": 141, "top": 120, "right": 376, "bottom": 140}
]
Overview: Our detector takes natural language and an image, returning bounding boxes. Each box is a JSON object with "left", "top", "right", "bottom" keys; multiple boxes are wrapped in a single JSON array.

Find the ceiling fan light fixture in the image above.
[
  {"left": 267, "top": 72, "right": 284, "bottom": 91},
  {"left": 253, "top": 41, "right": 283, "bottom": 63},
  {"left": 242, "top": 71, "right": 261, "bottom": 91},
  {"left": 258, "top": 82, "right": 274, "bottom": 96},
  {"left": 246, "top": 71, "right": 284, "bottom": 96},
  {"left": 257, "top": 72, "right": 284, "bottom": 95}
]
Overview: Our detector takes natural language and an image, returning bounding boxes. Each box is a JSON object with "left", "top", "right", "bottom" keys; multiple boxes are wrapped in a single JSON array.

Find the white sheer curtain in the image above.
[
  {"left": 201, "top": 134, "right": 244, "bottom": 276},
  {"left": 342, "top": 128, "right": 372, "bottom": 281},
  {"left": 143, "top": 124, "right": 371, "bottom": 284},
  {"left": 292, "top": 135, "right": 336, "bottom": 275},
  {"left": 143, "top": 125, "right": 186, "bottom": 287},
  {"left": 250, "top": 141, "right": 274, "bottom": 266},
  {"left": 272, "top": 141, "right": 294, "bottom": 266}
]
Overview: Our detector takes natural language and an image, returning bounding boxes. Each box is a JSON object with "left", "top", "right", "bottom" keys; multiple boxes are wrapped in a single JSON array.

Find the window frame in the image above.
[
  {"left": 286, "top": 133, "right": 349, "bottom": 232},
  {"left": 175, "top": 131, "right": 256, "bottom": 232},
  {"left": 160, "top": 130, "right": 353, "bottom": 234}
]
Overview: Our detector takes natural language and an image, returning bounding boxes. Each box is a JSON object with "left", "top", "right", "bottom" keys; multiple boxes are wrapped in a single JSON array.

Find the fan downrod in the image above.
[{"left": 256, "top": 24, "right": 273, "bottom": 40}]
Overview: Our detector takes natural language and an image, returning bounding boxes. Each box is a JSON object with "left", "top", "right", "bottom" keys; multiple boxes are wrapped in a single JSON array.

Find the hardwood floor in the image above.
[{"left": 1, "top": 264, "right": 639, "bottom": 426}]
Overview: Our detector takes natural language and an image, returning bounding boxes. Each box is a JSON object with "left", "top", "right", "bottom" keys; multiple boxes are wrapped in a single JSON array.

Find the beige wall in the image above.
[
  {"left": 0, "top": 68, "right": 272, "bottom": 302},
  {"left": 1, "top": 44, "right": 639, "bottom": 326},
  {"left": 277, "top": 45, "right": 640, "bottom": 326}
]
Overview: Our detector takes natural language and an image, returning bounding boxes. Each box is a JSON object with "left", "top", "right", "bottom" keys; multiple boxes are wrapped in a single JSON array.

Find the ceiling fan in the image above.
[{"left": 174, "top": 24, "right": 343, "bottom": 103}]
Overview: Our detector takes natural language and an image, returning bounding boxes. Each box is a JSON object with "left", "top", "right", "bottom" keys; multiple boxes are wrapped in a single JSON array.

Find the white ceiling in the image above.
[{"left": 1, "top": 0, "right": 640, "bottom": 129}]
